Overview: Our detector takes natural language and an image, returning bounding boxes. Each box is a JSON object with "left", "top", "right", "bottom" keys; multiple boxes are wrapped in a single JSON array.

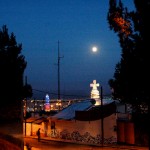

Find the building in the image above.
[
  {"left": 24, "top": 98, "right": 117, "bottom": 146},
  {"left": 24, "top": 80, "right": 138, "bottom": 146}
]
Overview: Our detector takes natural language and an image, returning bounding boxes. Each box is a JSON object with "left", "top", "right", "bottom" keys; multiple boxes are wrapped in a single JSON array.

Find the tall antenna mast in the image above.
[{"left": 57, "top": 40, "right": 63, "bottom": 100}]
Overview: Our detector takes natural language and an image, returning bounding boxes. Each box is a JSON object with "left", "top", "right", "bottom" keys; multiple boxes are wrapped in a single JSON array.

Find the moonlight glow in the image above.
[{"left": 92, "top": 46, "right": 98, "bottom": 52}]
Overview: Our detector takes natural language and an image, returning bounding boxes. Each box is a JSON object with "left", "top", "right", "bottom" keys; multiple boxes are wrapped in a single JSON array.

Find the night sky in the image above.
[{"left": 0, "top": 0, "right": 135, "bottom": 99}]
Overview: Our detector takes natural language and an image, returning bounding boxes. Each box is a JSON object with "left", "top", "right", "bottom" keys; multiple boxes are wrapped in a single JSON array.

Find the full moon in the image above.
[{"left": 92, "top": 46, "right": 98, "bottom": 52}]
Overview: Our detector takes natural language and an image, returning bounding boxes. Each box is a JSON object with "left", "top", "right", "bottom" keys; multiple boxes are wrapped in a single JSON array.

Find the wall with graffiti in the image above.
[
  {"left": 24, "top": 113, "right": 117, "bottom": 146},
  {"left": 48, "top": 114, "right": 117, "bottom": 145}
]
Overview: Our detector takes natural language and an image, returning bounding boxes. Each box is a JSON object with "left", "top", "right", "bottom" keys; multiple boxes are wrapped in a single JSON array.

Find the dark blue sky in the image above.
[{"left": 0, "top": 0, "right": 135, "bottom": 99}]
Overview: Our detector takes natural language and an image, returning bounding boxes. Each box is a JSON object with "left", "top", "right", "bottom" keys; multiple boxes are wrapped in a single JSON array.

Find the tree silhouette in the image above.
[
  {"left": 107, "top": 1, "right": 150, "bottom": 146},
  {"left": 0, "top": 25, "right": 30, "bottom": 107},
  {"left": 23, "top": 83, "right": 33, "bottom": 99},
  {"left": 107, "top": 0, "right": 150, "bottom": 114}
]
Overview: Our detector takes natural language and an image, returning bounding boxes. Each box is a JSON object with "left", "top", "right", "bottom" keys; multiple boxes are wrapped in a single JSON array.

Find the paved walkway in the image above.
[{"left": 24, "top": 136, "right": 149, "bottom": 150}]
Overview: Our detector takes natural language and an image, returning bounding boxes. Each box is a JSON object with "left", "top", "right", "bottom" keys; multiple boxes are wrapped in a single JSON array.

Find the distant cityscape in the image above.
[
  {"left": 23, "top": 98, "right": 83, "bottom": 114},
  {"left": 23, "top": 81, "right": 112, "bottom": 117}
]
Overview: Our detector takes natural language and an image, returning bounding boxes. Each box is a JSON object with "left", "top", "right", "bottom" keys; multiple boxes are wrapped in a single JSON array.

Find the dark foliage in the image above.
[
  {"left": 23, "top": 84, "right": 33, "bottom": 98},
  {"left": 0, "top": 25, "right": 32, "bottom": 106},
  {"left": 107, "top": 0, "right": 150, "bottom": 113}
]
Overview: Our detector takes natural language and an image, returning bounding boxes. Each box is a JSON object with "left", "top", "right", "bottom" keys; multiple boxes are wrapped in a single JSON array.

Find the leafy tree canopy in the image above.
[{"left": 107, "top": 0, "right": 150, "bottom": 113}]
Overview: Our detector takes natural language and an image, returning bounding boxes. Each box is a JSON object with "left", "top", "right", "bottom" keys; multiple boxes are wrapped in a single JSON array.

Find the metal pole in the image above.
[
  {"left": 24, "top": 76, "right": 27, "bottom": 136},
  {"left": 58, "top": 40, "right": 60, "bottom": 100},
  {"left": 100, "top": 86, "right": 104, "bottom": 146},
  {"left": 24, "top": 98, "right": 27, "bottom": 136},
  {"left": 57, "top": 40, "right": 63, "bottom": 101}
]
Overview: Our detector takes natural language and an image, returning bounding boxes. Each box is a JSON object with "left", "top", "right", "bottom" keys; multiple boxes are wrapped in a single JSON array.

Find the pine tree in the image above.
[{"left": 0, "top": 25, "right": 28, "bottom": 106}]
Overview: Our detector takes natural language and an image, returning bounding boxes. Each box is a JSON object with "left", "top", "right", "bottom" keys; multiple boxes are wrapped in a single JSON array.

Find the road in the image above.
[
  {"left": 24, "top": 137, "right": 95, "bottom": 150},
  {"left": 24, "top": 137, "right": 148, "bottom": 150}
]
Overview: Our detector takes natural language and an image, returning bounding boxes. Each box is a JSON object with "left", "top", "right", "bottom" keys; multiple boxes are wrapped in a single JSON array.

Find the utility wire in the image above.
[{"left": 32, "top": 89, "right": 89, "bottom": 98}]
